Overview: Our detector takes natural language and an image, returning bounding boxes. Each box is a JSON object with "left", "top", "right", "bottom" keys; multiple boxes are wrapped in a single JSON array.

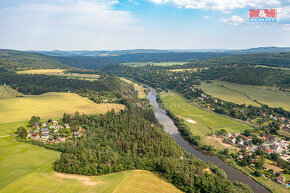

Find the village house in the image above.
[{"left": 277, "top": 176, "right": 285, "bottom": 184}]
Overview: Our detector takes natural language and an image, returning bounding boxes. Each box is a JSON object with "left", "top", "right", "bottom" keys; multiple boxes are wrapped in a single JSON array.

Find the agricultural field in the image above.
[
  {"left": 122, "top": 62, "right": 187, "bottom": 67},
  {"left": 120, "top": 78, "right": 146, "bottom": 98},
  {"left": 160, "top": 91, "right": 253, "bottom": 150},
  {"left": 199, "top": 80, "right": 290, "bottom": 110},
  {"left": 0, "top": 136, "right": 182, "bottom": 193},
  {"left": 17, "top": 69, "right": 100, "bottom": 81},
  {"left": 0, "top": 92, "right": 125, "bottom": 124},
  {"left": 0, "top": 136, "right": 133, "bottom": 193},
  {"left": 0, "top": 86, "right": 24, "bottom": 99},
  {"left": 115, "top": 170, "right": 182, "bottom": 193}
]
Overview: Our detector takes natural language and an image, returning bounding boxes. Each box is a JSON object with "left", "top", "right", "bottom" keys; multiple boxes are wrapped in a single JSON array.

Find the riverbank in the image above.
[{"left": 156, "top": 90, "right": 288, "bottom": 193}]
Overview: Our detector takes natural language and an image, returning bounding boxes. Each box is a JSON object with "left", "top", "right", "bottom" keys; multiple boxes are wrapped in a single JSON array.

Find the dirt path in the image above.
[{"left": 0, "top": 134, "right": 16, "bottom": 138}]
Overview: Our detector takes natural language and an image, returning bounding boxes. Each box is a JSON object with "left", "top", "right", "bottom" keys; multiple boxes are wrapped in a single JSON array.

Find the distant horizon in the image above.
[{"left": 2, "top": 46, "right": 290, "bottom": 52}]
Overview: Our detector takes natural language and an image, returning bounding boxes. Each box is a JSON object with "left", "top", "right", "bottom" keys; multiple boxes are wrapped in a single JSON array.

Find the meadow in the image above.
[
  {"left": 115, "top": 170, "right": 182, "bottom": 193},
  {"left": 17, "top": 69, "right": 100, "bottom": 81},
  {"left": 199, "top": 80, "right": 290, "bottom": 110},
  {"left": 160, "top": 91, "right": 253, "bottom": 150},
  {"left": 120, "top": 78, "right": 146, "bottom": 98},
  {"left": 122, "top": 62, "right": 187, "bottom": 66},
  {"left": 0, "top": 92, "right": 125, "bottom": 124},
  {"left": 0, "top": 86, "right": 24, "bottom": 99},
  {"left": 0, "top": 136, "right": 182, "bottom": 193}
]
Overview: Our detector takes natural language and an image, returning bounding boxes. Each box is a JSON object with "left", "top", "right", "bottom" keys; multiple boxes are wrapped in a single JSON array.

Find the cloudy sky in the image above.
[{"left": 0, "top": 0, "right": 290, "bottom": 50}]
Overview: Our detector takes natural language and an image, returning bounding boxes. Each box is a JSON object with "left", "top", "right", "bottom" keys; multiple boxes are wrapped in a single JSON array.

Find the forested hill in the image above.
[
  {"left": 54, "top": 52, "right": 233, "bottom": 69},
  {"left": 53, "top": 108, "right": 252, "bottom": 193},
  {"left": 184, "top": 52, "right": 290, "bottom": 68},
  {"left": 0, "top": 49, "right": 67, "bottom": 71}
]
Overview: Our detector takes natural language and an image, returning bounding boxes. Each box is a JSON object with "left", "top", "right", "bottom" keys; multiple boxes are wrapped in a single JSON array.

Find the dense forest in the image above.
[
  {"left": 0, "top": 71, "right": 136, "bottom": 98},
  {"left": 52, "top": 108, "right": 252, "bottom": 193},
  {"left": 0, "top": 49, "right": 66, "bottom": 71},
  {"left": 184, "top": 52, "right": 290, "bottom": 68}
]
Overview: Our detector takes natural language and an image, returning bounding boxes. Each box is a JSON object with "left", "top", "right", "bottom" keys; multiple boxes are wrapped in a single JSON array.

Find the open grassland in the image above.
[
  {"left": 199, "top": 80, "right": 290, "bottom": 110},
  {"left": 160, "top": 91, "right": 253, "bottom": 150},
  {"left": 120, "top": 78, "right": 146, "bottom": 99},
  {"left": 122, "top": 62, "right": 187, "bottom": 66},
  {"left": 0, "top": 92, "right": 124, "bottom": 124},
  {"left": 115, "top": 170, "right": 183, "bottom": 193},
  {"left": 0, "top": 136, "right": 133, "bottom": 193},
  {"left": 17, "top": 69, "right": 100, "bottom": 81},
  {"left": 0, "top": 86, "right": 24, "bottom": 99},
  {"left": 0, "top": 136, "right": 182, "bottom": 193}
]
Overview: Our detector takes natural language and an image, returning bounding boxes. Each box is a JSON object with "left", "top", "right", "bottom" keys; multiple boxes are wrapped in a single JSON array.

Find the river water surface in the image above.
[{"left": 147, "top": 89, "right": 269, "bottom": 193}]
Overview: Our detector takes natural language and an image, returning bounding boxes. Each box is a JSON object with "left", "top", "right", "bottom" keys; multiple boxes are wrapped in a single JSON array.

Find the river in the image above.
[{"left": 147, "top": 89, "right": 269, "bottom": 193}]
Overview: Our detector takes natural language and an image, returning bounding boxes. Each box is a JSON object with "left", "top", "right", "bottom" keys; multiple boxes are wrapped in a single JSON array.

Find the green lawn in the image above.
[
  {"left": 0, "top": 136, "right": 132, "bottom": 193},
  {"left": 199, "top": 81, "right": 290, "bottom": 110},
  {"left": 160, "top": 91, "right": 253, "bottom": 150}
]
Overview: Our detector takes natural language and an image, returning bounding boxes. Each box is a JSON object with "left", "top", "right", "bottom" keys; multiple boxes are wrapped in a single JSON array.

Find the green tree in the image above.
[{"left": 16, "top": 126, "right": 27, "bottom": 139}]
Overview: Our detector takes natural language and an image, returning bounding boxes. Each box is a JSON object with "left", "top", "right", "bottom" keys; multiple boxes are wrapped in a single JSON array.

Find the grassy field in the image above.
[
  {"left": 17, "top": 69, "right": 100, "bottom": 81},
  {"left": 199, "top": 80, "right": 290, "bottom": 110},
  {"left": 122, "top": 62, "right": 187, "bottom": 67},
  {"left": 0, "top": 86, "right": 24, "bottom": 99},
  {"left": 0, "top": 92, "right": 124, "bottom": 124},
  {"left": 0, "top": 136, "right": 182, "bottom": 193},
  {"left": 120, "top": 78, "right": 146, "bottom": 99},
  {"left": 0, "top": 136, "right": 134, "bottom": 193},
  {"left": 160, "top": 91, "right": 253, "bottom": 150},
  {"left": 115, "top": 170, "right": 182, "bottom": 193}
]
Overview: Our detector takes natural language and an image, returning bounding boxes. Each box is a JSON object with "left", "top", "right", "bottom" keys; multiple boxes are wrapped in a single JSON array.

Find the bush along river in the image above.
[{"left": 147, "top": 89, "right": 270, "bottom": 193}]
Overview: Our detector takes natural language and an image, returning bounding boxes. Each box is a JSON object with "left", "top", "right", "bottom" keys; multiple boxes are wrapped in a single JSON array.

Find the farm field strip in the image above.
[
  {"left": 199, "top": 80, "right": 290, "bottom": 110},
  {"left": 16, "top": 69, "right": 100, "bottom": 80},
  {"left": 0, "top": 92, "right": 125, "bottom": 124}
]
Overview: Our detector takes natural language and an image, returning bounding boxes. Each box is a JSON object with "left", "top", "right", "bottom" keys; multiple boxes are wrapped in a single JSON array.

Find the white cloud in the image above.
[
  {"left": 0, "top": 0, "right": 141, "bottom": 50},
  {"left": 220, "top": 15, "right": 244, "bottom": 25},
  {"left": 147, "top": 0, "right": 282, "bottom": 10},
  {"left": 202, "top": 16, "right": 211, "bottom": 19}
]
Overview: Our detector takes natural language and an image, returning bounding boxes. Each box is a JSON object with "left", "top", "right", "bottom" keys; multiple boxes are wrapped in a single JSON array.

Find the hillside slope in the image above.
[{"left": 0, "top": 49, "right": 67, "bottom": 71}]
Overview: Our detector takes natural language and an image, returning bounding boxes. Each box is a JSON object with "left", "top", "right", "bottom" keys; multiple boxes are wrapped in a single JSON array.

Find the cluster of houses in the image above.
[
  {"left": 221, "top": 133, "right": 289, "bottom": 161},
  {"left": 27, "top": 120, "right": 83, "bottom": 143}
]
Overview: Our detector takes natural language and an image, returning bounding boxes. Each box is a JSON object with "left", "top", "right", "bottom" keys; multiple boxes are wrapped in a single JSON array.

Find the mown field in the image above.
[
  {"left": 0, "top": 136, "right": 133, "bottom": 193},
  {"left": 122, "top": 62, "right": 187, "bottom": 66},
  {"left": 0, "top": 86, "right": 24, "bottom": 99},
  {"left": 199, "top": 80, "right": 290, "bottom": 110},
  {"left": 0, "top": 136, "right": 182, "bottom": 193},
  {"left": 160, "top": 91, "right": 253, "bottom": 150},
  {"left": 0, "top": 92, "right": 124, "bottom": 125},
  {"left": 120, "top": 78, "right": 146, "bottom": 98},
  {"left": 115, "top": 170, "right": 182, "bottom": 193},
  {"left": 17, "top": 69, "right": 100, "bottom": 81}
]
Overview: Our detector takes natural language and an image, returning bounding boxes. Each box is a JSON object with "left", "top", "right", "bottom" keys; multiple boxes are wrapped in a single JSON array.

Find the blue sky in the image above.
[{"left": 0, "top": 0, "right": 290, "bottom": 50}]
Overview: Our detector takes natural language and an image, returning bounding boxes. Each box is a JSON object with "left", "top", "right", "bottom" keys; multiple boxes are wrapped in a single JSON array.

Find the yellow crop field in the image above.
[
  {"left": 115, "top": 170, "right": 183, "bottom": 193},
  {"left": 0, "top": 92, "right": 125, "bottom": 124},
  {"left": 0, "top": 86, "right": 24, "bottom": 99},
  {"left": 17, "top": 69, "right": 100, "bottom": 81}
]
